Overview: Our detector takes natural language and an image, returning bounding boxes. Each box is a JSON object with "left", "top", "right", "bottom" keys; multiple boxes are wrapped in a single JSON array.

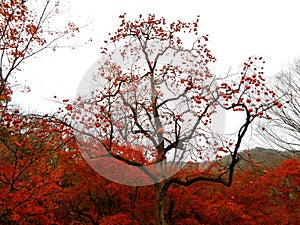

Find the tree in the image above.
[
  {"left": 258, "top": 58, "right": 300, "bottom": 154},
  {"left": 0, "top": 0, "right": 79, "bottom": 223},
  {"left": 0, "top": 113, "right": 75, "bottom": 224},
  {"left": 67, "top": 14, "right": 279, "bottom": 225},
  {"left": 225, "top": 158, "right": 300, "bottom": 224},
  {"left": 0, "top": 0, "right": 79, "bottom": 104}
]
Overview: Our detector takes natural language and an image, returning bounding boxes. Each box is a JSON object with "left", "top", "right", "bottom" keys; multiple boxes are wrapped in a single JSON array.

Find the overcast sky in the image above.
[
  {"left": 13, "top": 0, "right": 300, "bottom": 145},
  {"left": 14, "top": 0, "right": 300, "bottom": 111}
]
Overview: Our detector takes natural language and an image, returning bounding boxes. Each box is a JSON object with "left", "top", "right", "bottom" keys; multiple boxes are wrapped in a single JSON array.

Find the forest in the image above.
[
  {"left": 1, "top": 132, "right": 300, "bottom": 225},
  {"left": 1, "top": 1, "right": 300, "bottom": 224}
]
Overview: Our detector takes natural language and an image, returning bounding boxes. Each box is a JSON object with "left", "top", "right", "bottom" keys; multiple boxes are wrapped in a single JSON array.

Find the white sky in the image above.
[{"left": 12, "top": 0, "right": 300, "bottom": 147}]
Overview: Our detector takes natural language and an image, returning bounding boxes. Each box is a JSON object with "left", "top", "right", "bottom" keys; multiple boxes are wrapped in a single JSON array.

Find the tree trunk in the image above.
[{"left": 155, "top": 182, "right": 168, "bottom": 225}]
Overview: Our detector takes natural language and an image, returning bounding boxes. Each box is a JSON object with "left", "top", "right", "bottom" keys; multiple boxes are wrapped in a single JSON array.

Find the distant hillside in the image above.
[
  {"left": 169, "top": 147, "right": 300, "bottom": 173},
  {"left": 222, "top": 147, "right": 300, "bottom": 171}
]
